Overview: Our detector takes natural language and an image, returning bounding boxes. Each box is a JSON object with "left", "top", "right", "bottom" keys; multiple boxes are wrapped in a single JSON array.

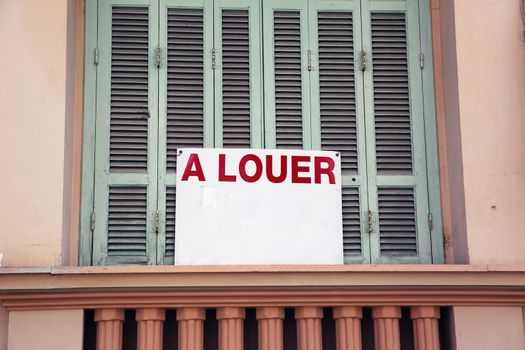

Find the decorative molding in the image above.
[{"left": 1, "top": 266, "right": 524, "bottom": 310}]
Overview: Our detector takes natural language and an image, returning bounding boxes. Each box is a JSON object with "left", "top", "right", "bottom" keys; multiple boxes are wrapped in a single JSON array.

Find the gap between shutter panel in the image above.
[
  {"left": 221, "top": 9, "right": 251, "bottom": 148},
  {"left": 371, "top": 12, "right": 413, "bottom": 175},
  {"left": 110, "top": 7, "right": 150, "bottom": 173},
  {"left": 165, "top": 186, "right": 176, "bottom": 258},
  {"left": 273, "top": 10, "right": 303, "bottom": 149},
  {"left": 107, "top": 186, "right": 149, "bottom": 263},
  {"left": 342, "top": 187, "right": 362, "bottom": 257},
  {"left": 378, "top": 187, "right": 417, "bottom": 256},
  {"left": 318, "top": 11, "right": 358, "bottom": 173},
  {"left": 166, "top": 8, "right": 205, "bottom": 172}
]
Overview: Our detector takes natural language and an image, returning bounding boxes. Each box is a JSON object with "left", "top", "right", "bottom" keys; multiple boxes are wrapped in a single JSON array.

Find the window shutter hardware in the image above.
[
  {"left": 90, "top": 212, "right": 96, "bottom": 231},
  {"left": 94, "top": 48, "right": 99, "bottom": 65},
  {"left": 367, "top": 210, "right": 373, "bottom": 233},
  {"left": 360, "top": 50, "right": 367, "bottom": 71},
  {"left": 212, "top": 48, "right": 216, "bottom": 69},
  {"left": 419, "top": 52, "right": 424, "bottom": 69},
  {"left": 428, "top": 213, "right": 433, "bottom": 231},
  {"left": 155, "top": 210, "right": 160, "bottom": 234},
  {"left": 307, "top": 49, "right": 313, "bottom": 71},
  {"left": 155, "top": 47, "right": 162, "bottom": 68}
]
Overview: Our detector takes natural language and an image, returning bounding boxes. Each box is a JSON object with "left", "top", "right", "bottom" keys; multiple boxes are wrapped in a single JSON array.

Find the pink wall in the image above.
[
  {"left": 0, "top": 0, "right": 525, "bottom": 266},
  {"left": 451, "top": 0, "right": 525, "bottom": 264},
  {"left": 0, "top": 0, "right": 69, "bottom": 266}
]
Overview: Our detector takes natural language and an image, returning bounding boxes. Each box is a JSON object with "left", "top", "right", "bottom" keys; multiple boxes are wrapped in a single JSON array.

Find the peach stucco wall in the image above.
[
  {"left": 0, "top": 306, "right": 7, "bottom": 350},
  {"left": 7, "top": 310, "right": 83, "bottom": 350},
  {"left": 0, "top": 0, "right": 69, "bottom": 266},
  {"left": 453, "top": 306, "right": 525, "bottom": 350},
  {"left": 451, "top": 0, "right": 525, "bottom": 264},
  {"left": 0, "top": 0, "right": 525, "bottom": 267}
]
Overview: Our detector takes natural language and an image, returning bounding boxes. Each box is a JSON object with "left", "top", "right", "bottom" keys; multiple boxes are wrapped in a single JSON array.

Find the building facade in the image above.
[{"left": 1, "top": 0, "right": 525, "bottom": 349}]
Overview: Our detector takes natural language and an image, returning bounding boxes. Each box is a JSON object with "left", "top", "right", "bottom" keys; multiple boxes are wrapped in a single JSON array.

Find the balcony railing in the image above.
[
  {"left": 91, "top": 305, "right": 441, "bottom": 350},
  {"left": 1, "top": 265, "right": 525, "bottom": 350}
]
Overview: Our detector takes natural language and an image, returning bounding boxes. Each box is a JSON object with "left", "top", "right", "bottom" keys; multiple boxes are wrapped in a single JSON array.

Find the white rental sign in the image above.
[{"left": 175, "top": 148, "right": 343, "bottom": 265}]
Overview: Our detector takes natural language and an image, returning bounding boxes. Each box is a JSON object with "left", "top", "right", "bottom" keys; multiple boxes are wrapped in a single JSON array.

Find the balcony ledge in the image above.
[{"left": 1, "top": 264, "right": 524, "bottom": 310}]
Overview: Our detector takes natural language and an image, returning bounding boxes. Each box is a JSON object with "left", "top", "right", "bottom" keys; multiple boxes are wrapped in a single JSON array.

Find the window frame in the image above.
[{"left": 78, "top": 0, "right": 445, "bottom": 266}]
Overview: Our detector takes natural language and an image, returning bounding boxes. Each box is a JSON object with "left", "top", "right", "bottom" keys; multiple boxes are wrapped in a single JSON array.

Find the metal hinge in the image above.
[
  {"left": 211, "top": 48, "right": 216, "bottom": 69},
  {"left": 367, "top": 210, "right": 373, "bottom": 233},
  {"left": 360, "top": 50, "right": 367, "bottom": 71},
  {"left": 419, "top": 52, "right": 425, "bottom": 69},
  {"left": 155, "top": 47, "right": 162, "bottom": 68},
  {"left": 90, "top": 212, "right": 96, "bottom": 231},
  {"left": 155, "top": 210, "right": 160, "bottom": 234},
  {"left": 94, "top": 48, "right": 99, "bottom": 65},
  {"left": 307, "top": 49, "right": 313, "bottom": 71},
  {"left": 428, "top": 213, "right": 433, "bottom": 231}
]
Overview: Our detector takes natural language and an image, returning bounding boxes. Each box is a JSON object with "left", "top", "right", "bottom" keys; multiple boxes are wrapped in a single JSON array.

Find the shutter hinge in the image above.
[
  {"left": 307, "top": 49, "right": 313, "bottom": 71},
  {"left": 367, "top": 210, "right": 373, "bottom": 233},
  {"left": 90, "top": 212, "right": 96, "bottom": 231},
  {"left": 155, "top": 47, "right": 162, "bottom": 68},
  {"left": 428, "top": 213, "right": 433, "bottom": 231},
  {"left": 360, "top": 50, "right": 367, "bottom": 71},
  {"left": 211, "top": 48, "right": 216, "bottom": 69},
  {"left": 155, "top": 210, "right": 160, "bottom": 234},
  {"left": 419, "top": 52, "right": 425, "bottom": 69},
  {"left": 94, "top": 48, "right": 99, "bottom": 65}
]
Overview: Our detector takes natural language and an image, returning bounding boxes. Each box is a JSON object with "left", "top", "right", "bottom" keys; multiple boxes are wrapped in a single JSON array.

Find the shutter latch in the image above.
[
  {"left": 155, "top": 210, "right": 160, "bottom": 234},
  {"left": 90, "top": 212, "right": 96, "bottom": 231},
  {"left": 94, "top": 48, "right": 99, "bottom": 65},
  {"left": 428, "top": 213, "right": 433, "bottom": 231},
  {"left": 419, "top": 52, "right": 425, "bottom": 69},
  {"left": 155, "top": 47, "right": 162, "bottom": 68},
  {"left": 360, "top": 51, "right": 368, "bottom": 71},
  {"left": 367, "top": 210, "right": 373, "bottom": 233},
  {"left": 211, "top": 48, "right": 216, "bottom": 69},
  {"left": 307, "top": 49, "right": 313, "bottom": 71}
]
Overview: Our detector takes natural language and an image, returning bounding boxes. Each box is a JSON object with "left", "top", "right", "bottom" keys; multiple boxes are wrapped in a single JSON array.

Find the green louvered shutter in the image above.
[
  {"left": 308, "top": 0, "right": 369, "bottom": 263},
  {"left": 214, "top": 0, "right": 263, "bottom": 148},
  {"left": 361, "top": 0, "right": 432, "bottom": 263},
  {"left": 92, "top": 1, "right": 159, "bottom": 265},
  {"left": 157, "top": 0, "right": 214, "bottom": 264},
  {"left": 262, "top": 0, "right": 311, "bottom": 149}
]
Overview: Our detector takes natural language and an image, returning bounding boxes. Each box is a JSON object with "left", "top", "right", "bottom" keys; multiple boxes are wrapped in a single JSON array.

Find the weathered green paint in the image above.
[
  {"left": 307, "top": 0, "right": 370, "bottom": 264},
  {"left": 79, "top": 0, "right": 99, "bottom": 266},
  {"left": 418, "top": 0, "right": 444, "bottom": 264},
  {"left": 80, "top": 0, "right": 443, "bottom": 266},
  {"left": 262, "top": 0, "right": 311, "bottom": 149},
  {"left": 91, "top": 0, "right": 159, "bottom": 265}
]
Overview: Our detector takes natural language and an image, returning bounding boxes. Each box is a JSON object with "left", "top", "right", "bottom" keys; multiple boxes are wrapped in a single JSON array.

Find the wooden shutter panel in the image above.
[
  {"left": 362, "top": 1, "right": 432, "bottom": 263},
  {"left": 342, "top": 187, "right": 363, "bottom": 257},
  {"left": 263, "top": 0, "right": 310, "bottom": 149},
  {"left": 166, "top": 7, "right": 207, "bottom": 171},
  {"left": 214, "top": 0, "right": 263, "bottom": 148},
  {"left": 164, "top": 186, "right": 176, "bottom": 260},
  {"left": 371, "top": 12, "right": 412, "bottom": 175},
  {"left": 107, "top": 187, "right": 149, "bottom": 258},
  {"left": 109, "top": 7, "right": 150, "bottom": 173},
  {"left": 157, "top": 0, "right": 214, "bottom": 264},
  {"left": 92, "top": 1, "right": 159, "bottom": 265},
  {"left": 308, "top": 0, "right": 369, "bottom": 263}
]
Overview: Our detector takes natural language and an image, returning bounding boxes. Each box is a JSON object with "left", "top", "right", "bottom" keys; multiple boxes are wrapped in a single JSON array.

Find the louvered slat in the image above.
[
  {"left": 165, "top": 187, "right": 176, "bottom": 257},
  {"left": 108, "top": 187, "right": 148, "bottom": 259},
  {"left": 318, "top": 11, "right": 357, "bottom": 173},
  {"left": 342, "top": 187, "right": 361, "bottom": 257},
  {"left": 222, "top": 10, "right": 251, "bottom": 147},
  {"left": 167, "top": 8, "right": 205, "bottom": 171},
  {"left": 371, "top": 12, "right": 413, "bottom": 174},
  {"left": 274, "top": 11, "right": 303, "bottom": 149},
  {"left": 110, "top": 7, "right": 149, "bottom": 173},
  {"left": 378, "top": 187, "right": 417, "bottom": 256}
]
